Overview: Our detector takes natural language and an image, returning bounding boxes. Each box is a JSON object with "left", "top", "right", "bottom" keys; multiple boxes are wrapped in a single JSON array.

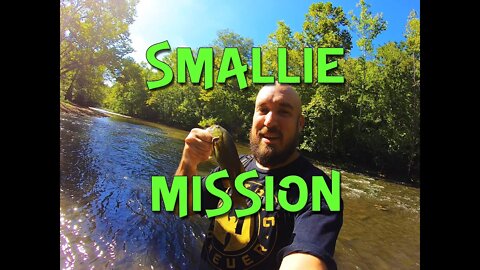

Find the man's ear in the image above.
[{"left": 298, "top": 114, "right": 305, "bottom": 132}]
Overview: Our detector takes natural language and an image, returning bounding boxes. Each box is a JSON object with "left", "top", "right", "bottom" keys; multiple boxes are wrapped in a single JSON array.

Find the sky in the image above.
[{"left": 128, "top": 0, "right": 420, "bottom": 63}]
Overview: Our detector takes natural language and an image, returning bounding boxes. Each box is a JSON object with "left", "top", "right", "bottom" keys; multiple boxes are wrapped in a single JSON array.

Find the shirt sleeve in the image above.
[{"left": 277, "top": 198, "right": 344, "bottom": 270}]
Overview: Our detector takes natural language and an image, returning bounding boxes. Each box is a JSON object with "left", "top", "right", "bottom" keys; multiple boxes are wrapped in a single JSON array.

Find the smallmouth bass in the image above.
[{"left": 206, "top": 125, "right": 247, "bottom": 218}]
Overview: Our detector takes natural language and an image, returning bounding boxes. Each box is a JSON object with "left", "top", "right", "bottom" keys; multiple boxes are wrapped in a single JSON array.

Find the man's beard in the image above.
[{"left": 249, "top": 125, "right": 300, "bottom": 167}]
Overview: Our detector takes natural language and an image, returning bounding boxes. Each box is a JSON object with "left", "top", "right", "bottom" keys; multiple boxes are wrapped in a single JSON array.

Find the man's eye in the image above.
[
  {"left": 259, "top": 108, "right": 269, "bottom": 114},
  {"left": 279, "top": 110, "right": 290, "bottom": 116}
]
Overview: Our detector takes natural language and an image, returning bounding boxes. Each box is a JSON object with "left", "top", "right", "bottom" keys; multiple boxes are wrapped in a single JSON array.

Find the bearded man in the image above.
[{"left": 175, "top": 83, "right": 343, "bottom": 270}]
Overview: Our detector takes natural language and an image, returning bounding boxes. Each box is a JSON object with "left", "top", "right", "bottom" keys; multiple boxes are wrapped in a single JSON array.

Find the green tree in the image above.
[
  {"left": 401, "top": 10, "right": 420, "bottom": 179},
  {"left": 297, "top": 2, "right": 352, "bottom": 104},
  {"left": 199, "top": 30, "right": 256, "bottom": 139},
  {"left": 349, "top": 0, "right": 387, "bottom": 60},
  {"left": 291, "top": 2, "right": 352, "bottom": 162},
  {"left": 405, "top": 10, "right": 420, "bottom": 94},
  {"left": 104, "top": 58, "right": 150, "bottom": 117},
  {"left": 300, "top": 2, "right": 352, "bottom": 51},
  {"left": 349, "top": 0, "right": 387, "bottom": 130},
  {"left": 66, "top": 65, "right": 108, "bottom": 107},
  {"left": 211, "top": 29, "right": 254, "bottom": 65},
  {"left": 374, "top": 42, "right": 414, "bottom": 177},
  {"left": 145, "top": 49, "right": 204, "bottom": 128},
  {"left": 261, "top": 21, "right": 303, "bottom": 84},
  {"left": 60, "top": 0, "right": 138, "bottom": 105}
]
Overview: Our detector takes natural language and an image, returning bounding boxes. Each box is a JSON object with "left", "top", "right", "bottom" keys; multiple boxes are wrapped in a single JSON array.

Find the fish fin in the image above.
[{"left": 211, "top": 137, "right": 219, "bottom": 157}]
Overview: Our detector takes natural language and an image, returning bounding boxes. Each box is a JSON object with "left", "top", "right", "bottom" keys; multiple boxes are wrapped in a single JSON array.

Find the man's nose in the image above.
[{"left": 264, "top": 111, "right": 277, "bottom": 127}]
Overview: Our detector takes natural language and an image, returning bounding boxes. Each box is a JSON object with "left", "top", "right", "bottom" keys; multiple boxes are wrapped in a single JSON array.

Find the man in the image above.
[{"left": 175, "top": 83, "right": 343, "bottom": 270}]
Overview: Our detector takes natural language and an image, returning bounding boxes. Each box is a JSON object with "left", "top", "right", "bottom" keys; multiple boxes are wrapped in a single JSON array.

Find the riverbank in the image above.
[
  {"left": 60, "top": 101, "right": 419, "bottom": 187},
  {"left": 60, "top": 101, "right": 109, "bottom": 117},
  {"left": 305, "top": 154, "right": 419, "bottom": 188}
]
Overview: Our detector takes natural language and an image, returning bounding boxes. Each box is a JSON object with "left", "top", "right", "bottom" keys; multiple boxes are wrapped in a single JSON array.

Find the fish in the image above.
[{"left": 206, "top": 125, "right": 247, "bottom": 219}]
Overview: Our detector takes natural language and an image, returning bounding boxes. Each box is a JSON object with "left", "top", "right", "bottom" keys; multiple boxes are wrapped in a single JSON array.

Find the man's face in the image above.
[{"left": 249, "top": 85, "right": 304, "bottom": 167}]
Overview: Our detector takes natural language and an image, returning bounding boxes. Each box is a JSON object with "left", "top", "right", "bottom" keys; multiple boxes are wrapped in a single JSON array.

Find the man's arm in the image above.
[
  {"left": 174, "top": 128, "right": 212, "bottom": 217},
  {"left": 276, "top": 198, "right": 343, "bottom": 270},
  {"left": 279, "top": 253, "right": 328, "bottom": 270}
]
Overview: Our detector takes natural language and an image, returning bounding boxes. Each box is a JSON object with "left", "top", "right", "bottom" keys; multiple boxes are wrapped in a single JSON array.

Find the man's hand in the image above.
[
  {"left": 174, "top": 128, "right": 213, "bottom": 217},
  {"left": 279, "top": 253, "right": 328, "bottom": 270},
  {"left": 178, "top": 128, "right": 213, "bottom": 171}
]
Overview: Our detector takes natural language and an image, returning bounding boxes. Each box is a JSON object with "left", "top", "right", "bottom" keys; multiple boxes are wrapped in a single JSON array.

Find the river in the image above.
[{"left": 60, "top": 112, "right": 419, "bottom": 269}]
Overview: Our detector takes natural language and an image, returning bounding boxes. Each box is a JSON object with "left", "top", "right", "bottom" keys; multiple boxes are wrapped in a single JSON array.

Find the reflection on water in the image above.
[
  {"left": 60, "top": 114, "right": 209, "bottom": 269},
  {"left": 60, "top": 113, "right": 419, "bottom": 269}
]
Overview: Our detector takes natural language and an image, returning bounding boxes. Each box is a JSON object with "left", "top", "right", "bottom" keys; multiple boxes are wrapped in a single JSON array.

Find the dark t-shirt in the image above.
[{"left": 199, "top": 154, "right": 343, "bottom": 270}]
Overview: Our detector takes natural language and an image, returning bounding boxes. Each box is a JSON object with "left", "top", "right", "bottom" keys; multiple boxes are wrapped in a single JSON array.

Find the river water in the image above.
[{"left": 60, "top": 112, "right": 419, "bottom": 269}]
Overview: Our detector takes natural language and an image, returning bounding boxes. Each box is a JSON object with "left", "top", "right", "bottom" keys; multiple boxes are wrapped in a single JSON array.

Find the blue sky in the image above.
[{"left": 128, "top": 0, "right": 420, "bottom": 63}]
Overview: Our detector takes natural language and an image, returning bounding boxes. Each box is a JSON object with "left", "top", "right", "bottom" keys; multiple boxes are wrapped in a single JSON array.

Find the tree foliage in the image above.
[
  {"left": 349, "top": 0, "right": 387, "bottom": 59},
  {"left": 60, "top": 0, "right": 138, "bottom": 106}
]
